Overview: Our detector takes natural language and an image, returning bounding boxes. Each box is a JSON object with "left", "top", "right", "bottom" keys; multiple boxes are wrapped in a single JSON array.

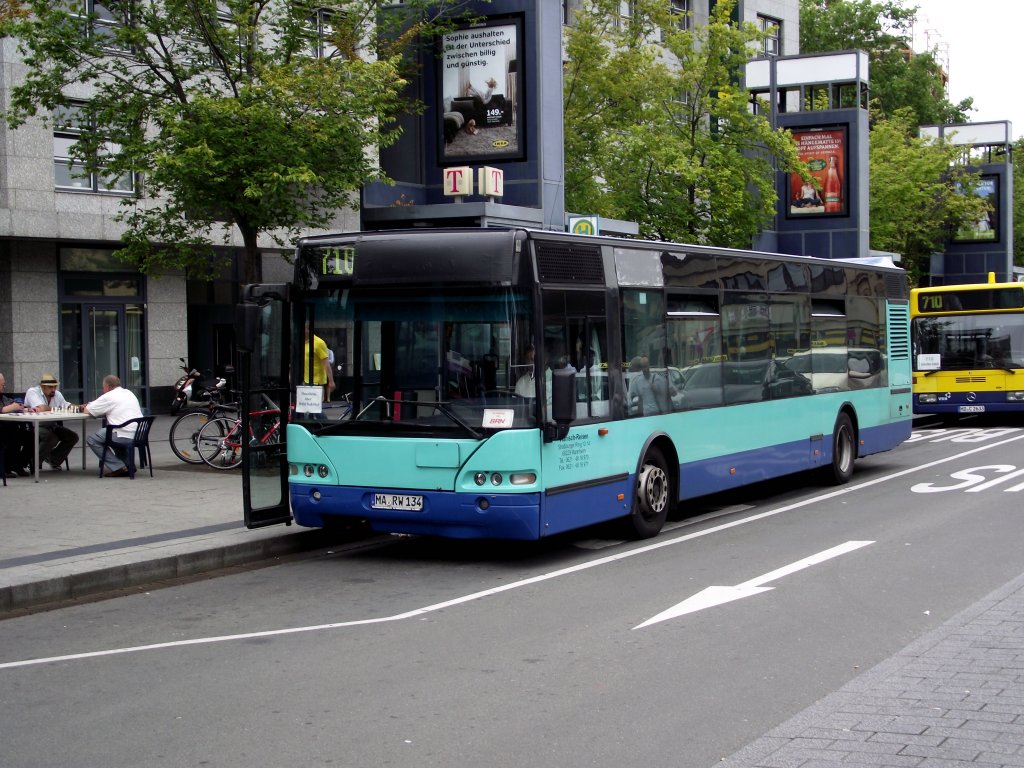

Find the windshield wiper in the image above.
[
  {"left": 312, "top": 395, "right": 482, "bottom": 439},
  {"left": 427, "top": 399, "right": 483, "bottom": 439}
]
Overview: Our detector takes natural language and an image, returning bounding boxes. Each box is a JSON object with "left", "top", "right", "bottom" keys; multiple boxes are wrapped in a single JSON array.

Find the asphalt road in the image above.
[{"left": 1, "top": 420, "right": 1023, "bottom": 768}]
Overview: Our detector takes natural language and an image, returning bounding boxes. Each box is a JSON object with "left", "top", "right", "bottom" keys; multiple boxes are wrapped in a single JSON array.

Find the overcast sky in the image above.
[{"left": 910, "top": 0, "right": 1020, "bottom": 140}]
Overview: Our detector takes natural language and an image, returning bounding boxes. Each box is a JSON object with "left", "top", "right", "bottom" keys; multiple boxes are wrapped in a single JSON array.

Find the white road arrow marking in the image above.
[{"left": 634, "top": 540, "right": 874, "bottom": 629}]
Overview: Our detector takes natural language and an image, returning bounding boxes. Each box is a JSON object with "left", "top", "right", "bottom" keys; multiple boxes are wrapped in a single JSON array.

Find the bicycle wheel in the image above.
[
  {"left": 168, "top": 410, "right": 215, "bottom": 465},
  {"left": 196, "top": 417, "right": 242, "bottom": 470}
]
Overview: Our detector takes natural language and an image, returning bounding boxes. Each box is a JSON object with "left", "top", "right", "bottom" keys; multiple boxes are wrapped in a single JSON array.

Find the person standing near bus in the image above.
[
  {"left": 23, "top": 372, "right": 79, "bottom": 470},
  {"left": 628, "top": 355, "right": 666, "bottom": 416},
  {"left": 302, "top": 322, "right": 336, "bottom": 402}
]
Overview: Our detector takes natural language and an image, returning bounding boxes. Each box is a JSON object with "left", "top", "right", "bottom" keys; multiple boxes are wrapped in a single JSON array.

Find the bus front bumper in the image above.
[
  {"left": 915, "top": 391, "right": 1024, "bottom": 414},
  {"left": 290, "top": 483, "right": 543, "bottom": 540}
]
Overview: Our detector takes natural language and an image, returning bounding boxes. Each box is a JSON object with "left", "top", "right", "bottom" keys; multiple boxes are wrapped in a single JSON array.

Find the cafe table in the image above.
[{"left": 0, "top": 410, "right": 94, "bottom": 483}]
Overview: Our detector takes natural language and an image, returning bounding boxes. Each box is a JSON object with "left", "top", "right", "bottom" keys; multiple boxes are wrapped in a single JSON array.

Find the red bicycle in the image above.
[{"left": 195, "top": 403, "right": 282, "bottom": 470}]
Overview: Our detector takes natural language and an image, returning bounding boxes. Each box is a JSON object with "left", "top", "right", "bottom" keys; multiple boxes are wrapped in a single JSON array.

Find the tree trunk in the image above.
[{"left": 239, "top": 223, "right": 262, "bottom": 285}]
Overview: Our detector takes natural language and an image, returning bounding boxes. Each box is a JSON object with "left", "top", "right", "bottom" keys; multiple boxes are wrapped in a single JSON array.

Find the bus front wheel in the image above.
[
  {"left": 827, "top": 412, "right": 856, "bottom": 485},
  {"left": 628, "top": 447, "right": 671, "bottom": 539}
]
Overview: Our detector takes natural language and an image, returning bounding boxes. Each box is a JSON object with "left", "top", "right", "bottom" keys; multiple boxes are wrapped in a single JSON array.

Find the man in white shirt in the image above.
[
  {"left": 23, "top": 372, "right": 79, "bottom": 469},
  {"left": 514, "top": 344, "right": 536, "bottom": 398},
  {"left": 83, "top": 374, "right": 143, "bottom": 477}
]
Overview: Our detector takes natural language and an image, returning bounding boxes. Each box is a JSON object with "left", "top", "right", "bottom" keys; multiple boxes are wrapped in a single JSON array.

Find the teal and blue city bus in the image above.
[{"left": 236, "top": 228, "right": 913, "bottom": 540}]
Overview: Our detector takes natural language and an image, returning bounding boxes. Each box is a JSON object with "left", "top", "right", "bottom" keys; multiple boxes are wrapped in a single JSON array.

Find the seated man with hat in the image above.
[{"left": 23, "top": 372, "right": 80, "bottom": 470}]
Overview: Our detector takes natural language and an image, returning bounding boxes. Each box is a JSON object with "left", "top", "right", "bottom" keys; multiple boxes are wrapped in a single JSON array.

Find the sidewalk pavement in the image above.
[
  {"left": 721, "top": 570, "right": 1024, "bottom": 768},
  {"left": 0, "top": 414, "right": 347, "bottom": 614}
]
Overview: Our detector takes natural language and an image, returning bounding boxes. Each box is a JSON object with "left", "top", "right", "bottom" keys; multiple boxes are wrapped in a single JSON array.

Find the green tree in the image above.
[
  {"left": 800, "top": 0, "right": 972, "bottom": 127},
  {"left": 1, "top": 0, "right": 466, "bottom": 280},
  {"left": 564, "top": 0, "right": 802, "bottom": 247},
  {"left": 869, "top": 110, "right": 987, "bottom": 285},
  {"left": 0, "top": 0, "right": 25, "bottom": 21}
]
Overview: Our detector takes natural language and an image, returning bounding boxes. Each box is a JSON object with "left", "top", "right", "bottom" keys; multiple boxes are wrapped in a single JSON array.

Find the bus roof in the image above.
[{"left": 295, "top": 227, "right": 908, "bottom": 298}]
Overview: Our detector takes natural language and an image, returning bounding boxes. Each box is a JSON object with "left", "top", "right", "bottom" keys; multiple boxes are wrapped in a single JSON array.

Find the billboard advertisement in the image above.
[
  {"left": 953, "top": 175, "right": 998, "bottom": 242},
  {"left": 788, "top": 127, "right": 848, "bottom": 217},
  {"left": 438, "top": 15, "right": 523, "bottom": 164}
]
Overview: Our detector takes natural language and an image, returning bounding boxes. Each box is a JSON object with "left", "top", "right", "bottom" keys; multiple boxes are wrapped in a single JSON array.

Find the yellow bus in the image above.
[{"left": 911, "top": 275, "right": 1024, "bottom": 415}]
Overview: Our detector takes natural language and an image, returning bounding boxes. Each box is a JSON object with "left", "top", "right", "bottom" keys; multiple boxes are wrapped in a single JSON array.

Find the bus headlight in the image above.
[
  {"left": 1007, "top": 391, "right": 1024, "bottom": 402},
  {"left": 490, "top": 472, "right": 503, "bottom": 486},
  {"left": 474, "top": 472, "right": 487, "bottom": 486},
  {"left": 303, "top": 464, "right": 315, "bottom": 477},
  {"left": 510, "top": 472, "right": 537, "bottom": 485},
  {"left": 918, "top": 394, "right": 938, "bottom": 404},
  {"left": 318, "top": 465, "right": 329, "bottom": 478}
]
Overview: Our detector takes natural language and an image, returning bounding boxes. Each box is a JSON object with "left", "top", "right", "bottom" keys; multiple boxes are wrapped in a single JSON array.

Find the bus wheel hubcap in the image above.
[{"left": 638, "top": 464, "right": 668, "bottom": 518}]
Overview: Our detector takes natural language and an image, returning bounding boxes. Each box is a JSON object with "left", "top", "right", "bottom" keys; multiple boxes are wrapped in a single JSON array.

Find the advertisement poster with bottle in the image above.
[{"left": 788, "top": 127, "right": 847, "bottom": 217}]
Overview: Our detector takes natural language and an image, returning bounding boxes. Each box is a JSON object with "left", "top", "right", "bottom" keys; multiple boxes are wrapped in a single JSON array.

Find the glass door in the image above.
[
  {"left": 87, "top": 306, "right": 120, "bottom": 397},
  {"left": 60, "top": 302, "right": 147, "bottom": 405}
]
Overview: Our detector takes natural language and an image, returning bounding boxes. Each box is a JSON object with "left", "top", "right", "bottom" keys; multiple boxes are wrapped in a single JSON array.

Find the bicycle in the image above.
[
  {"left": 195, "top": 401, "right": 282, "bottom": 470},
  {"left": 323, "top": 391, "right": 353, "bottom": 421},
  {"left": 168, "top": 398, "right": 239, "bottom": 465}
]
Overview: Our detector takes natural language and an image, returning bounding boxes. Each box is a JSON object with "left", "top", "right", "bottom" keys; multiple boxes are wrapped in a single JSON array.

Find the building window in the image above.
[
  {"left": 614, "top": 1, "right": 633, "bottom": 29},
  {"left": 215, "top": 1, "right": 233, "bottom": 25},
  {"left": 669, "top": 0, "right": 691, "bottom": 31},
  {"left": 71, "top": 0, "right": 128, "bottom": 51},
  {"left": 306, "top": 7, "right": 341, "bottom": 59},
  {"left": 758, "top": 15, "right": 781, "bottom": 57},
  {"left": 53, "top": 103, "right": 135, "bottom": 194}
]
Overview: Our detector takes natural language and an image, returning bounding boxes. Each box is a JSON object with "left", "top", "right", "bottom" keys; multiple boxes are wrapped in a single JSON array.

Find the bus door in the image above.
[
  {"left": 236, "top": 284, "right": 292, "bottom": 528},
  {"left": 540, "top": 291, "right": 624, "bottom": 534}
]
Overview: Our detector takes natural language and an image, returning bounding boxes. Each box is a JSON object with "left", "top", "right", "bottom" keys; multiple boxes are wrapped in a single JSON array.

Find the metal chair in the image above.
[{"left": 97, "top": 415, "right": 155, "bottom": 479}]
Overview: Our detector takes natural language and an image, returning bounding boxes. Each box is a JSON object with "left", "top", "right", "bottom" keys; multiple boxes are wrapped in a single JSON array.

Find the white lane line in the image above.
[{"left": 4, "top": 432, "right": 1024, "bottom": 671}]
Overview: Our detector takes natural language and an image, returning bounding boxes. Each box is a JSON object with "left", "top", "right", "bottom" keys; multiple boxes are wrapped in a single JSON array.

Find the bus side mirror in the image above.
[
  {"left": 235, "top": 304, "right": 260, "bottom": 353},
  {"left": 544, "top": 369, "right": 576, "bottom": 442},
  {"left": 551, "top": 368, "right": 576, "bottom": 423}
]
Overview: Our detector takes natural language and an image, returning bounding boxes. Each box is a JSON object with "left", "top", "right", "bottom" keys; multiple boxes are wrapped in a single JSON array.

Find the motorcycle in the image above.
[{"left": 170, "top": 358, "right": 228, "bottom": 415}]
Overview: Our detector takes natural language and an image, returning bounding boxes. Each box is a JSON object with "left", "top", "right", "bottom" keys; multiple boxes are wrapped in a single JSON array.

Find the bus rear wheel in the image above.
[
  {"left": 627, "top": 447, "right": 671, "bottom": 539},
  {"left": 827, "top": 412, "right": 856, "bottom": 485}
]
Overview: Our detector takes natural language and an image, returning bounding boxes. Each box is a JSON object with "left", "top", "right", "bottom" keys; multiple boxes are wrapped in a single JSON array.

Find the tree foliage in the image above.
[
  {"left": 800, "top": 0, "right": 972, "bottom": 128},
  {"left": 868, "top": 110, "right": 987, "bottom": 285},
  {"left": 0, "top": 0, "right": 26, "bottom": 22},
  {"left": 564, "top": 0, "right": 803, "bottom": 248},
  {"left": 1, "top": 0, "right": 471, "bottom": 280}
]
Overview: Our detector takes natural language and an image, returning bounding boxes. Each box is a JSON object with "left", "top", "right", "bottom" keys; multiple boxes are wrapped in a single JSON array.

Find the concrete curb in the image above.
[{"left": 0, "top": 528, "right": 340, "bottom": 614}]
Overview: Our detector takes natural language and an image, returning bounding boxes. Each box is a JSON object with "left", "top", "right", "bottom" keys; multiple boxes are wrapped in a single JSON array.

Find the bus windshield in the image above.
[
  {"left": 295, "top": 286, "right": 536, "bottom": 433},
  {"left": 913, "top": 313, "right": 1024, "bottom": 370}
]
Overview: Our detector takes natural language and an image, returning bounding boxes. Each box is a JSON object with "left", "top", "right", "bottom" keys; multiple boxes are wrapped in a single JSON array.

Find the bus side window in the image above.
[{"left": 584, "top": 322, "right": 609, "bottom": 417}]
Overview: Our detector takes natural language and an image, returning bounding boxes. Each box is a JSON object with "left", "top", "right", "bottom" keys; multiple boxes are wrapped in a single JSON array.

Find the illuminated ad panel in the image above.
[
  {"left": 788, "top": 127, "right": 848, "bottom": 218},
  {"left": 438, "top": 15, "right": 524, "bottom": 164},
  {"left": 953, "top": 175, "right": 998, "bottom": 242}
]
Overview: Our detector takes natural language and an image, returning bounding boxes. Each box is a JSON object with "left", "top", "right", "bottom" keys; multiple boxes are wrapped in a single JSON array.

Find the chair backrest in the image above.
[
  {"left": 106, "top": 415, "right": 155, "bottom": 444},
  {"left": 131, "top": 415, "right": 155, "bottom": 445}
]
